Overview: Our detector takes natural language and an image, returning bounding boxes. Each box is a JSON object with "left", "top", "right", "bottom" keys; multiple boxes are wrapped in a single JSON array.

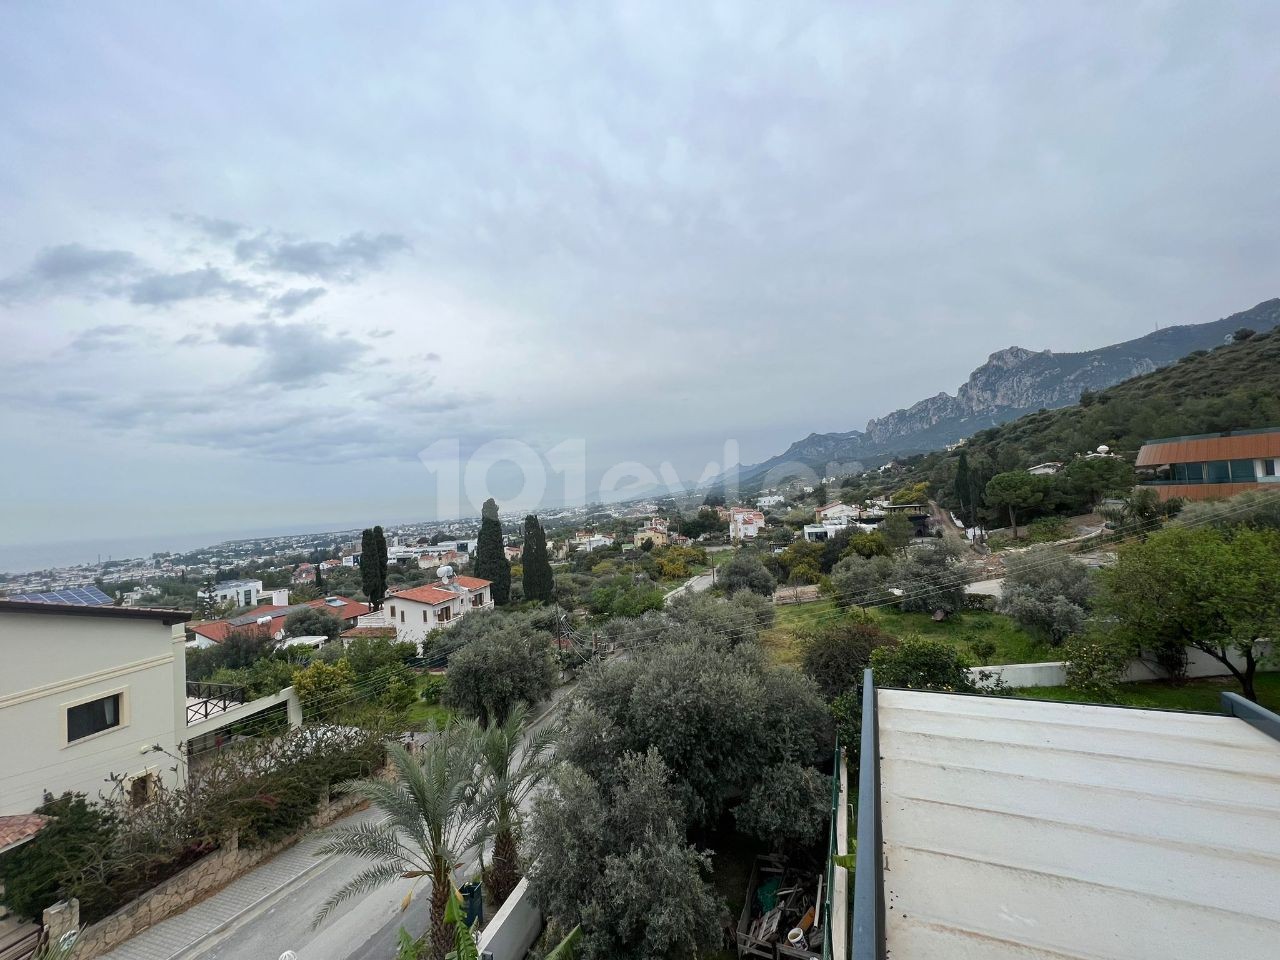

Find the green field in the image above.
[
  {"left": 1019, "top": 672, "right": 1280, "bottom": 712},
  {"left": 761, "top": 599, "right": 1051, "bottom": 668}
]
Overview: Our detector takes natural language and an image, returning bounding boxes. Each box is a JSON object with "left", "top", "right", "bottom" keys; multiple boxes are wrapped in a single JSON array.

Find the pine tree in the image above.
[
  {"left": 522, "top": 515, "right": 555, "bottom": 604},
  {"left": 475, "top": 498, "right": 511, "bottom": 605},
  {"left": 954, "top": 450, "right": 972, "bottom": 527}
]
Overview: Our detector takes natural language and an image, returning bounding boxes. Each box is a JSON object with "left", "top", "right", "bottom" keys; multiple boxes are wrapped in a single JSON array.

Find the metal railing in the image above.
[
  {"left": 1221, "top": 691, "right": 1280, "bottom": 743},
  {"left": 822, "top": 734, "right": 841, "bottom": 959},
  {"left": 185, "top": 681, "right": 248, "bottom": 724},
  {"left": 851, "top": 668, "right": 884, "bottom": 960}
]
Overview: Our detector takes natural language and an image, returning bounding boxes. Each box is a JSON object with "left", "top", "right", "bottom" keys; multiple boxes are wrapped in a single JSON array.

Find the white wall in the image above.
[
  {"left": 476, "top": 878, "right": 542, "bottom": 960},
  {"left": 0, "top": 611, "right": 184, "bottom": 815},
  {"left": 972, "top": 641, "right": 1274, "bottom": 690}
]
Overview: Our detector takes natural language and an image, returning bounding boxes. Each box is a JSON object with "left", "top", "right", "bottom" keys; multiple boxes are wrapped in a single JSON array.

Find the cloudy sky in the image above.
[{"left": 2, "top": 2, "right": 1278, "bottom": 562}]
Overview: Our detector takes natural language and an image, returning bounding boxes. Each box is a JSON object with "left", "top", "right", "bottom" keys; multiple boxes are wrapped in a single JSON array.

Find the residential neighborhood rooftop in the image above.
[{"left": 874, "top": 689, "right": 1280, "bottom": 960}]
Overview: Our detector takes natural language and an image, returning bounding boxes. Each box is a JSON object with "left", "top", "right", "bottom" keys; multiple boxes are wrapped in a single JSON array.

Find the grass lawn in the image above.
[
  {"left": 760, "top": 598, "right": 1050, "bottom": 668},
  {"left": 1019, "top": 671, "right": 1280, "bottom": 713},
  {"left": 406, "top": 673, "right": 453, "bottom": 731},
  {"left": 875, "top": 609, "right": 1055, "bottom": 665}
]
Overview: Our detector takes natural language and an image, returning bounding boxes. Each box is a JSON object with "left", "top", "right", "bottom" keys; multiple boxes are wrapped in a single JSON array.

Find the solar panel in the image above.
[{"left": 8, "top": 585, "right": 114, "bottom": 606}]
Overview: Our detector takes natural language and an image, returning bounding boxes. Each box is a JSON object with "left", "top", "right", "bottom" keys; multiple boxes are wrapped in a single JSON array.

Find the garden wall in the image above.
[
  {"left": 972, "top": 641, "right": 1273, "bottom": 690},
  {"left": 476, "top": 878, "right": 542, "bottom": 960},
  {"left": 69, "top": 791, "right": 364, "bottom": 960}
]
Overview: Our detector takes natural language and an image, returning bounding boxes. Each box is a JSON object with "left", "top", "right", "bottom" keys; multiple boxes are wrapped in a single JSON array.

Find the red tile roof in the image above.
[
  {"left": 388, "top": 584, "right": 458, "bottom": 605},
  {"left": 0, "top": 814, "right": 49, "bottom": 852},
  {"left": 192, "top": 596, "right": 367, "bottom": 643},
  {"left": 306, "top": 596, "right": 370, "bottom": 621},
  {"left": 389, "top": 576, "right": 489, "bottom": 606}
]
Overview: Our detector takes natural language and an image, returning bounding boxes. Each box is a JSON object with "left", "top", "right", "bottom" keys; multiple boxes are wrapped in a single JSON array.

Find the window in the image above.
[
  {"left": 1230, "top": 459, "right": 1256, "bottom": 482},
  {"left": 1266, "top": 460, "right": 1277, "bottom": 477},
  {"left": 1185, "top": 462, "right": 1204, "bottom": 483},
  {"left": 400, "top": 610, "right": 405, "bottom": 623},
  {"left": 388, "top": 605, "right": 396, "bottom": 618},
  {"left": 423, "top": 610, "right": 428, "bottom": 622},
  {"left": 67, "top": 693, "right": 121, "bottom": 742},
  {"left": 1173, "top": 463, "right": 1187, "bottom": 482},
  {"left": 1207, "top": 460, "right": 1230, "bottom": 483},
  {"left": 437, "top": 607, "right": 452, "bottom": 622}
]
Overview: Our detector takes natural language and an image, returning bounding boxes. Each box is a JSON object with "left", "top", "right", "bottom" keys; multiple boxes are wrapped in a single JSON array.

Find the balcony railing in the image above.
[{"left": 186, "top": 681, "right": 248, "bottom": 724}]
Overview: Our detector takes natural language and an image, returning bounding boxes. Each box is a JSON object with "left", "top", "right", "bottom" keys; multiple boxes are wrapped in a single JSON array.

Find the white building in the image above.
[
  {"left": 208, "top": 578, "right": 263, "bottom": 608},
  {"left": 815, "top": 501, "right": 860, "bottom": 522},
  {"left": 0, "top": 601, "right": 189, "bottom": 815},
  {"left": 756, "top": 495, "right": 786, "bottom": 510},
  {"left": 729, "top": 507, "right": 766, "bottom": 541},
  {"left": 569, "top": 533, "right": 614, "bottom": 553},
  {"left": 384, "top": 570, "right": 493, "bottom": 653}
]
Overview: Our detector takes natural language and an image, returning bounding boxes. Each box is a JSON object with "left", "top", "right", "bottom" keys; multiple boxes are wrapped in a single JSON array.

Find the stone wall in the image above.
[{"left": 70, "top": 791, "right": 364, "bottom": 960}]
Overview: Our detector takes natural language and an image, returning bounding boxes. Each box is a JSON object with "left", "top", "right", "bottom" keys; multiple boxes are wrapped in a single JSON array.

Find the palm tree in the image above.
[
  {"left": 314, "top": 723, "right": 484, "bottom": 960},
  {"left": 474, "top": 702, "right": 558, "bottom": 906}
]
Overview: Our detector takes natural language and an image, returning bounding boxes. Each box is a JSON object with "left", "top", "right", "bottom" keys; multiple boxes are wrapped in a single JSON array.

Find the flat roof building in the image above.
[
  {"left": 1135, "top": 426, "right": 1280, "bottom": 501},
  {"left": 849, "top": 680, "right": 1280, "bottom": 960}
]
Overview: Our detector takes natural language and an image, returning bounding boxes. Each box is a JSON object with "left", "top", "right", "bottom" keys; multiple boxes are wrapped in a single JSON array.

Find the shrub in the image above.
[
  {"left": 0, "top": 793, "right": 117, "bottom": 920},
  {"left": 1062, "top": 635, "right": 1130, "bottom": 704},
  {"left": 719, "top": 551, "right": 776, "bottom": 596},
  {"left": 800, "top": 618, "right": 897, "bottom": 700},
  {"left": 419, "top": 672, "right": 447, "bottom": 705},
  {"left": 870, "top": 635, "right": 978, "bottom": 692}
]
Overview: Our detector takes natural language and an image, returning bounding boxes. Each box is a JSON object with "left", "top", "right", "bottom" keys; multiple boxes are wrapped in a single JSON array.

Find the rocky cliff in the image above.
[{"left": 726, "top": 298, "right": 1280, "bottom": 485}]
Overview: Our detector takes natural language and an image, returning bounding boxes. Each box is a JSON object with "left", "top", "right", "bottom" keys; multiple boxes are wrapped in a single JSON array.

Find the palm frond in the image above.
[{"left": 313, "top": 861, "right": 407, "bottom": 927}]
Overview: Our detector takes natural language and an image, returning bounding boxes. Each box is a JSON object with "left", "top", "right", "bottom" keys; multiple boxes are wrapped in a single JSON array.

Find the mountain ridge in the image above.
[{"left": 724, "top": 298, "right": 1280, "bottom": 487}]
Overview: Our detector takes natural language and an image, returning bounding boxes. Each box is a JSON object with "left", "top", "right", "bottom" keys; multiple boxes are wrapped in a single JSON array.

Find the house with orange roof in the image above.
[
  {"left": 384, "top": 569, "right": 493, "bottom": 652},
  {"left": 187, "top": 595, "right": 370, "bottom": 648}
]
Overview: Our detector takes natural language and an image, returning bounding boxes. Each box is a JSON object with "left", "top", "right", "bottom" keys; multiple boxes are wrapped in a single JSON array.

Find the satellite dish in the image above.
[
  {"left": 438, "top": 564, "right": 454, "bottom": 582},
  {"left": 1097, "top": 444, "right": 1110, "bottom": 454}
]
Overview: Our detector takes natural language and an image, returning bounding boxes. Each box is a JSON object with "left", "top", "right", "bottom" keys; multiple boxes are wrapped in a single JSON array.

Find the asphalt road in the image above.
[{"left": 194, "top": 686, "right": 574, "bottom": 960}]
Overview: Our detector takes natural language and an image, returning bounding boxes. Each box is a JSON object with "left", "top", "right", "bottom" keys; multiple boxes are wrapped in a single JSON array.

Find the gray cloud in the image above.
[
  {"left": 0, "top": 243, "right": 140, "bottom": 299},
  {"left": 129, "top": 267, "right": 259, "bottom": 305},
  {"left": 171, "top": 213, "right": 245, "bottom": 241},
  {"left": 263, "top": 286, "right": 326, "bottom": 316},
  {"left": 235, "top": 231, "right": 409, "bottom": 281},
  {"left": 69, "top": 324, "right": 141, "bottom": 352},
  {"left": 215, "top": 319, "right": 372, "bottom": 386}
]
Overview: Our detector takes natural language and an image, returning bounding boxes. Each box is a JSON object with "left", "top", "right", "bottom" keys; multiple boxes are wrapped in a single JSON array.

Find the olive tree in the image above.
[
  {"left": 525, "top": 751, "right": 722, "bottom": 960},
  {"left": 998, "top": 546, "right": 1093, "bottom": 644}
]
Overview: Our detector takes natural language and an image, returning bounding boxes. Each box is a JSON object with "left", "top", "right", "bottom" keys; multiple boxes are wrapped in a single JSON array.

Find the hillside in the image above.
[
  {"left": 726, "top": 298, "right": 1280, "bottom": 488},
  {"left": 855, "top": 325, "right": 1280, "bottom": 509}
]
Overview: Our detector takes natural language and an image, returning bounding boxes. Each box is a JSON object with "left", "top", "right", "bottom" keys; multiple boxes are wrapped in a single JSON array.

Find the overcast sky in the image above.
[{"left": 2, "top": 2, "right": 1279, "bottom": 560}]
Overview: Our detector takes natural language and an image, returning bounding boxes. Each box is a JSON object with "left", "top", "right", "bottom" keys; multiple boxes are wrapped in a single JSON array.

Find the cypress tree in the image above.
[
  {"left": 315, "top": 562, "right": 325, "bottom": 590},
  {"left": 360, "top": 528, "right": 383, "bottom": 607},
  {"left": 474, "top": 498, "right": 511, "bottom": 605},
  {"left": 522, "top": 514, "right": 555, "bottom": 604},
  {"left": 373, "top": 526, "right": 388, "bottom": 601},
  {"left": 954, "top": 451, "right": 972, "bottom": 527}
]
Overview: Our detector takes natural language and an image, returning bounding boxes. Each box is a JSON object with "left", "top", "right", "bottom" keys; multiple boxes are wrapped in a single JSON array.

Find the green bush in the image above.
[
  {"left": 0, "top": 793, "right": 117, "bottom": 920},
  {"left": 419, "top": 672, "right": 447, "bottom": 705}
]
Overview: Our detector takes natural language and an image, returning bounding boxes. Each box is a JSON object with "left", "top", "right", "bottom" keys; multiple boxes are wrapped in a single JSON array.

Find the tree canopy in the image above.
[{"left": 1100, "top": 525, "right": 1280, "bottom": 701}]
